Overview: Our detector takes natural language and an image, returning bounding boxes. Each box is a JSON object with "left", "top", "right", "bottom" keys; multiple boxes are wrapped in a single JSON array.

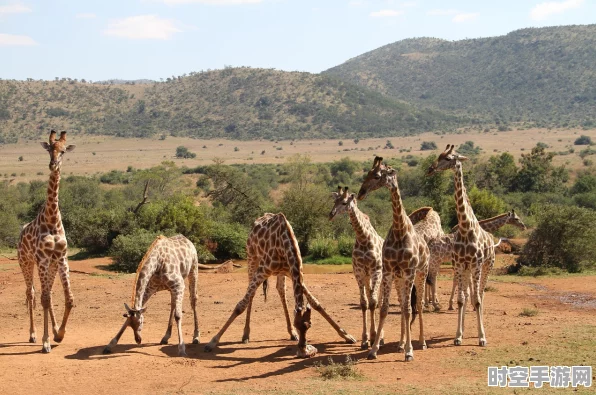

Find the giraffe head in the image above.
[
  {"left": 426, "top": 144, "right": 467, "bottom": 176},
  {"left": 40, "top": 130, "right": 76, "bottom": 172},
  {"left": 294, "top": 306, "right": 315, "bottom": 357},
  {"left": 507, "top": 209, "right": 527, "bottom": 230},
  {"left": 357, "top": 156, "right": 397, "bottom": 200},
  {"left": 329, "top": 186, "right": 356, "bottom": 220},
  {"left": 123, "top": 303, "right": 146, "bottom": 344}
]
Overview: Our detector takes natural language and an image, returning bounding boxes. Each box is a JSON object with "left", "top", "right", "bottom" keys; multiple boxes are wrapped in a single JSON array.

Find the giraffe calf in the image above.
[{"left": 103, "top": 235, "right": 200, "bottom": 357}]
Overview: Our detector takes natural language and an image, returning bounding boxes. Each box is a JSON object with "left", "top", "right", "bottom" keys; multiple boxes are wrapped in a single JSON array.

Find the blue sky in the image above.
[{"left": 1, "top": 0, "right": 595, "bottom": 81}]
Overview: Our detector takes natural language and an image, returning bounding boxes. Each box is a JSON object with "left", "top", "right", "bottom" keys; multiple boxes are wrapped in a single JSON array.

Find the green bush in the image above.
[
  {"left": 208, "top": 222, "right": 248, "bottom": 260},
  {"left": 420, "top": 141, "right": 437, "bottom": 151},
  {"left": 574, "top": 135, "right": 592, "bottom": 145},
  {"left": 309, "top": 237, "right": 338, "bottom": 260},
  {"left": 175, "top": 146, "right": 196, "bottom": 159},
  {"left": 337, "top": 235, "right": 354, "bottom": 257},
  {"left": 110, "top": 229, "right": 163, "bottom": 272},
  {"left": 518, "top": 204, "right": 596, "bottom": 272}
]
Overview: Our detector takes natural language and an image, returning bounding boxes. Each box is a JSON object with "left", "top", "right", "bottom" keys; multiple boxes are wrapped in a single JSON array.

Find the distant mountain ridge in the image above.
[{"left": 325, "top": 25, "right": 596, "bottom": 128}]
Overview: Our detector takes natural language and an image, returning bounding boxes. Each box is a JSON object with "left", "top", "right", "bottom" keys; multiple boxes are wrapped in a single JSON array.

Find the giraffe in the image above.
[
  {"left": 328, "top": 186, "right": 383, "bottom": 350},
  {"left": 357, "top": 157, "right": 430, "bottom": 361},
  {"left": 204, "top": 213, "right": 356, "bottom": 358},
  {"left": 103, "top": 234, "right": 200, "bottom": 356},
  {"left": 427, "top": 144, "right": 495, "bottom": 347},
  {"left": 445, "top": 210, "right": 527, "bottom": 310},
  {"left": 17, "top": 130, "right": 75, "bottom": 353}
]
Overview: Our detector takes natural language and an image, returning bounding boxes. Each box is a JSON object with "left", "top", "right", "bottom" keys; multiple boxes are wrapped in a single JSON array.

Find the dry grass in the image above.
[
  {"left": 314, "top": 355, "right": 363, "bottom": 381},
  {"left": 519, "top": 307, "right": 539, "bottom": 317}
]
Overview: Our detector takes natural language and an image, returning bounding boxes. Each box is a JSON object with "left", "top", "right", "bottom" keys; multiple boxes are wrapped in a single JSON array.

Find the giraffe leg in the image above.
[
  {"left": 369, "top": 266, "right": 382, "bottom": 346},
  {"left": 47, "top": 261, "right": 61, "bottom": 342},
  {"left": 188, "top": 261, "right": 200, "bottom": 344},
  {"left": 401, "top": 274, "right": 415, "bottom": 361},
  {"left": 476, "top": 256, "right": 493, "bottom": 347},
  {"left": 415, "top": 271, "right": 427, "bottom": 351},
  {"left": 205, "top": 269, "right": 267, "bottom": 352},
  {"left": 20, "top": 258, "right": 37, "bottom": 343},
  {"left": 430, "top": 263, "right": 441, "bottom": 311},
  {"left": 302, "top": 285, "right": 356, "bottom": 344},
  {"left": 355, "top": 273, "right": 370, "bottom": 350},
  {"left": 38, "top": 260, "right": 53, "bottom": 353},
  {"left": 454, "top": 266, "right": 468, "bottom": 346},
  {"left": 103, "top": 318, "right": 131, "bottom": 354},
  {"left": 242, "top": 295, "right": 255, "bottom": 343},
  {"left": 54, "top": 256, "right": 74, "bottom": 343},
  {"left": 276, "top": 275, "right": 298, "bottom": 341},
  {"left": 368, "top": 271, "right": 393, "bottom": 360},
  {"left": 448, "top": 269, "right": 457, "bottom": 311},
  {"left": 172, "top": 285, "right": 187, "bottom": 356},
  {"left": 160, "top": 301, "right": 175, "bottom": 345},
  {"left": 396, "top": 278, "right": 406, "bottom": 353}
]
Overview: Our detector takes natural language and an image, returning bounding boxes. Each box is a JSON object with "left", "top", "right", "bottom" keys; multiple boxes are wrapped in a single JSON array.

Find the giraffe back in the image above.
[{"left": 413, "top": 209, "right": 443, "bottom": 243}]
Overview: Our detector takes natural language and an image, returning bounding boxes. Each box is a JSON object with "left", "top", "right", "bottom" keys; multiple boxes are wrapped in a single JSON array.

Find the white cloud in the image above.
[
  {"left": 76, "top": 13, "right": 96, "bottom": 19},
  {"left": 370, "top": 9, "right": 404, "bottom": 17},
  {"left": 530, "top": 0, "right": 584, "bottom": 20},
  {"left": 427, "top": 8, "right": 458, "bottom": 16},
  {"left": 103, "top": 15, "right": 182, "bottom": 40},
  {"left": 452, "top": 12, "right": 479, "bottom": 23},
  {"left": 0, "top": 33, "right": 37, "bottom": 46},
  {"left": 0, "top": 2, "right": 32, "bottom": 15},
  {"left": 156, "top": 0, "right": 262, "bottom": 5}
]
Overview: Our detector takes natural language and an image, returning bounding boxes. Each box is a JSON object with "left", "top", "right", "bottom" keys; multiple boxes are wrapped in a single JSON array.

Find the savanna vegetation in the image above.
[{"left": 1, "top": 141, "right": 595, "bottom": 274}]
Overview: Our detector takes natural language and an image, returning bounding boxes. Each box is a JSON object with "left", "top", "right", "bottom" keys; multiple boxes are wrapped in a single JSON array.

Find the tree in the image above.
[
  {"left": 175, "top": 146, "right": 196, "bottom": 159},
  {"left": 420, "top": 141, "right": 438, "bottom": 151},
  {"left": 574, "top": 135, "right": 592, "bottom": 145},
  {"left": 513, "top": 144, "right": 568, "bottom": 193}
]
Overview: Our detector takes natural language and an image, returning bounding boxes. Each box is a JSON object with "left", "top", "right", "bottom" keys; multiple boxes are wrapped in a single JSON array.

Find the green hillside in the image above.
[
  {"left": 0, "top": 68, "right": 459, "bottom": 142},
  {"left": 324, "top": 25, "right": 596, "bottom": 128}
]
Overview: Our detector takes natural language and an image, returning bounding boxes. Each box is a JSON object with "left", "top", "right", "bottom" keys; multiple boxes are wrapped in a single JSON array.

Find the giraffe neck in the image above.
[
  {"left": 388, "top": 181, "right": 413, "bottom": 237},
  {"left": 348, "top": 204, "right": 375, "bottom": 244},
  {"left": 43, "top": 169, "right": 62, "bottom": 225},
  {"left": 133, "top": 264, "right": 156, "bottom": 310},
  {"left": 478, "top": 213, "right": 509, "bottom": 233},
  {"left": 453, "top": 161, "right": 478, "bottom": 233}
]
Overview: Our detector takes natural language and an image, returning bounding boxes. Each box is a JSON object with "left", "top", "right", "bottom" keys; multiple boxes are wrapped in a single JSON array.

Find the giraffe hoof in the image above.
[
  {"left": 421, "top": 343, "right": 427, "bottom": 350},
  {"left": 296, "top": 344, "right": 317, "bottom": 358},
  {"left": 397, "top": 345, "right": 404, "bottom": 353},
  {"left": 242, "top": 337, "right": 249, "bottom": 344},
  {"left": 42, "top": 345, "right": 51, "bottom": 353},
  {"left": 53, "top": 335, "right": 63, "bottom": 343},
  {"left": 204, "top": 343, "right": 214, "bottom": 352},
  {"left": 160, "top": 339, "right": 169, "bottom": 345},
  {"left": 448, "top": 306, "right": 454, "bottom": 311},
  {"left": 379, "top": 338, "right": 385, "bottom": 347},
  {"left": 29, "top": 336, "right": 37, "bottom": 344},
  {"left": 405, "top": 354, "right": 414, "bottom": 362},
  {"left": 192, "top": 338, "right": 200, "bottom": 345},
  {"left": 344, "top": 334, "right": 357, "bottom": 344},
  {"left": 102, "top": 347, "right": 112, "bottom": 355},
  {"left": 360, "top": 341, "right": 369, "bottom": 350},
  {"left": 454, "top": 339, "right": 462, "bottom": 346},
  {"left": 479, "top": 339, "right": 487, "bottom": 347},
  {"left": 290, "top": 334, "right": 298, "bottom": 341},
  {"left": 367, "top": 352, "right": 377, "bottom": 360}
]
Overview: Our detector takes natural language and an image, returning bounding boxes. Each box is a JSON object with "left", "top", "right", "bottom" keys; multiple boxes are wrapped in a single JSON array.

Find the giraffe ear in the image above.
[
  {"left": 139, "top": 306, "right": 147, "bottom": 314},
  {"left": 331, "top": 192, "right": 340, "bottom": 200},
  {"left": 65, "top": 144, "right": 76, "bottom": 153},
  {"left": 124, "top": 303, "right": 134, "bottom": 314},
  {"left": 41, "top": 142, "right": 50, "bottom": 151}
]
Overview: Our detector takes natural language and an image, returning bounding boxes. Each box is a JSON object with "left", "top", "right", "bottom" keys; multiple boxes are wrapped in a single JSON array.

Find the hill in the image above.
[
  {"left": 0, "top": 68, "right": 460, "bottom": 142},
  {"left": 324, "top": 25, "right": 596, "bottom": 129}
]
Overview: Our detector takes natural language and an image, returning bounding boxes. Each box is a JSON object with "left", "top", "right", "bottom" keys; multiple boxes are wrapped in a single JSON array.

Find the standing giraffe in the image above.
[
  {"left": 17, "top": 130, "right": 75, "bottom": 353},
  {"left": 204, "top": 213, "right": 356, "bottom": 358},
  {"left": 328, "top": 186, "right": 383, "bottom": 350},
  {"left": 103, "top": 235, "right": 200, "bottom": 356},
  {"left": 357, "top": 157, "right": 430, "bottom": 361},
  {"left": 427, "top": 144, "right": 495, "bottom": 347}
]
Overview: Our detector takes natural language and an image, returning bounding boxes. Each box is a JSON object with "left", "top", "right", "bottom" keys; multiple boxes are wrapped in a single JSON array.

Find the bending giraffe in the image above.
[
  {"left": 427, "top": 144, "right": 495, "bottom": 347},
  {"left": 358, "top": 157, "right": 430, "bottom": 361},
  {"left": 17, "top": 130, "right": 75, "bottom": 353},
  {"left": 425, "top": 210, "right": 527, "bottom": 310},
  {"left": 103, "top": 235, "right": 200, "bottom": 356},
  {"left": 328, "top": 186, "right": 383, "bottom": 350},
  {"left": 204, "top": 213, "right": 356, "bottom": 358}
]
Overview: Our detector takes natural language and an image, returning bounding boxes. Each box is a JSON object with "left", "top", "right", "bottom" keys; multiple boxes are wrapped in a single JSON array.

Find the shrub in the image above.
[
  {"left": 308, "top": 237, "right": 338, "bottom": 260},
  {"left": 110, "top": 229, "right": 163, "bottom": 272},
  {"left": 175, "top": 146, "right": 196, "bottom": 159},
  {"left": 420, "top": 141, "right": 437, "bottom": 151},
  {"left": 574, "top": 135, "right": 592, "bottom": 145},
  {"left": 337, "top": 235, "right": 353, "bottom": 257},
  {"left": 208, "top": 222, "right": 248, "bottom": 260},
  {"left": 314, "top": 356, "right": 362, "bottom": 380},
  {"left": 519, "top": 308, "right": 539, "bottom": 317},
  {"left": 518, "top": 204, "right": 596, "bottom": 272}
]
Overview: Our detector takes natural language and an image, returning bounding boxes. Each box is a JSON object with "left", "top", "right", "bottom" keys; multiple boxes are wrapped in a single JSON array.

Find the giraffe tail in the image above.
[{"left": 262, "top": 278, "right": 268, "bottom": 303}]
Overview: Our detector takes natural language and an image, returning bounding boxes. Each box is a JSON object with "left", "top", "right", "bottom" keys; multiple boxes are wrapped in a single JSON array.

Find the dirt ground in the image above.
[
  {"left": 0, "top": 256, "right": 595, "bottom": 395},
  {"left": 0, "top": 127, "right": 592, "bottom": 182}
]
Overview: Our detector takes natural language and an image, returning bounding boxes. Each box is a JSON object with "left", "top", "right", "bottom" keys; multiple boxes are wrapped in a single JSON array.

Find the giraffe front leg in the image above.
[
  {"left": 276, "top": 276, "right": 299, "bottom": 341},
  {"left": 38, "top": 261, "right": 53, "bottom": 353},
  {"left": 368, "top": 271, "right": 393, "bottom": 360},
  {"left": 20, "top": 259, "right": 37, "bottom": 343},
  {"left": 396, "top": 278, "right": 405, "bottom": 353},
  {"left": 476, "top": 257, "right": 493, "bottom": 347},
  {"left": 454, "top": 267, "right": 468, "bottom": 346},
  {"left": 355, "top": 274, "right": 370, "bottom": 350},
  {"left": 415, "top": 271, "right": 427, "bottom": 351},
  {"left": 172, "top": 286, "right": 187, "bottom": 357},
  {"left": 204, "top": 270, "right": 266, "bottom": 352},
  {"left": 103, "top": 318, "right": 130, "bottom": 354},
  {"left": 55, "top": 256, "right": 74, "bottom": 343},
  {"left": 369, "top": 266, "right": 382, "bottom": 346},
  {"left": 302, "top": 285, "right": 357, "bottom": 344},
  {"left": 188, "top": 263, "right": 200, "bottom": 344},
  {"left": 47, "top": 261, "right": 61, "bottom": 342},
  {"left": 401, "top": 275, "right": 415, "bottom": 361}
]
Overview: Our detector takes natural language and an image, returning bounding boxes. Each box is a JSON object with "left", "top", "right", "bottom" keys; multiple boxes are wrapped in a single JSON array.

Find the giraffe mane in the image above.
[{"left": 131, "top": 235, "right": 167, "bottom": 305}]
